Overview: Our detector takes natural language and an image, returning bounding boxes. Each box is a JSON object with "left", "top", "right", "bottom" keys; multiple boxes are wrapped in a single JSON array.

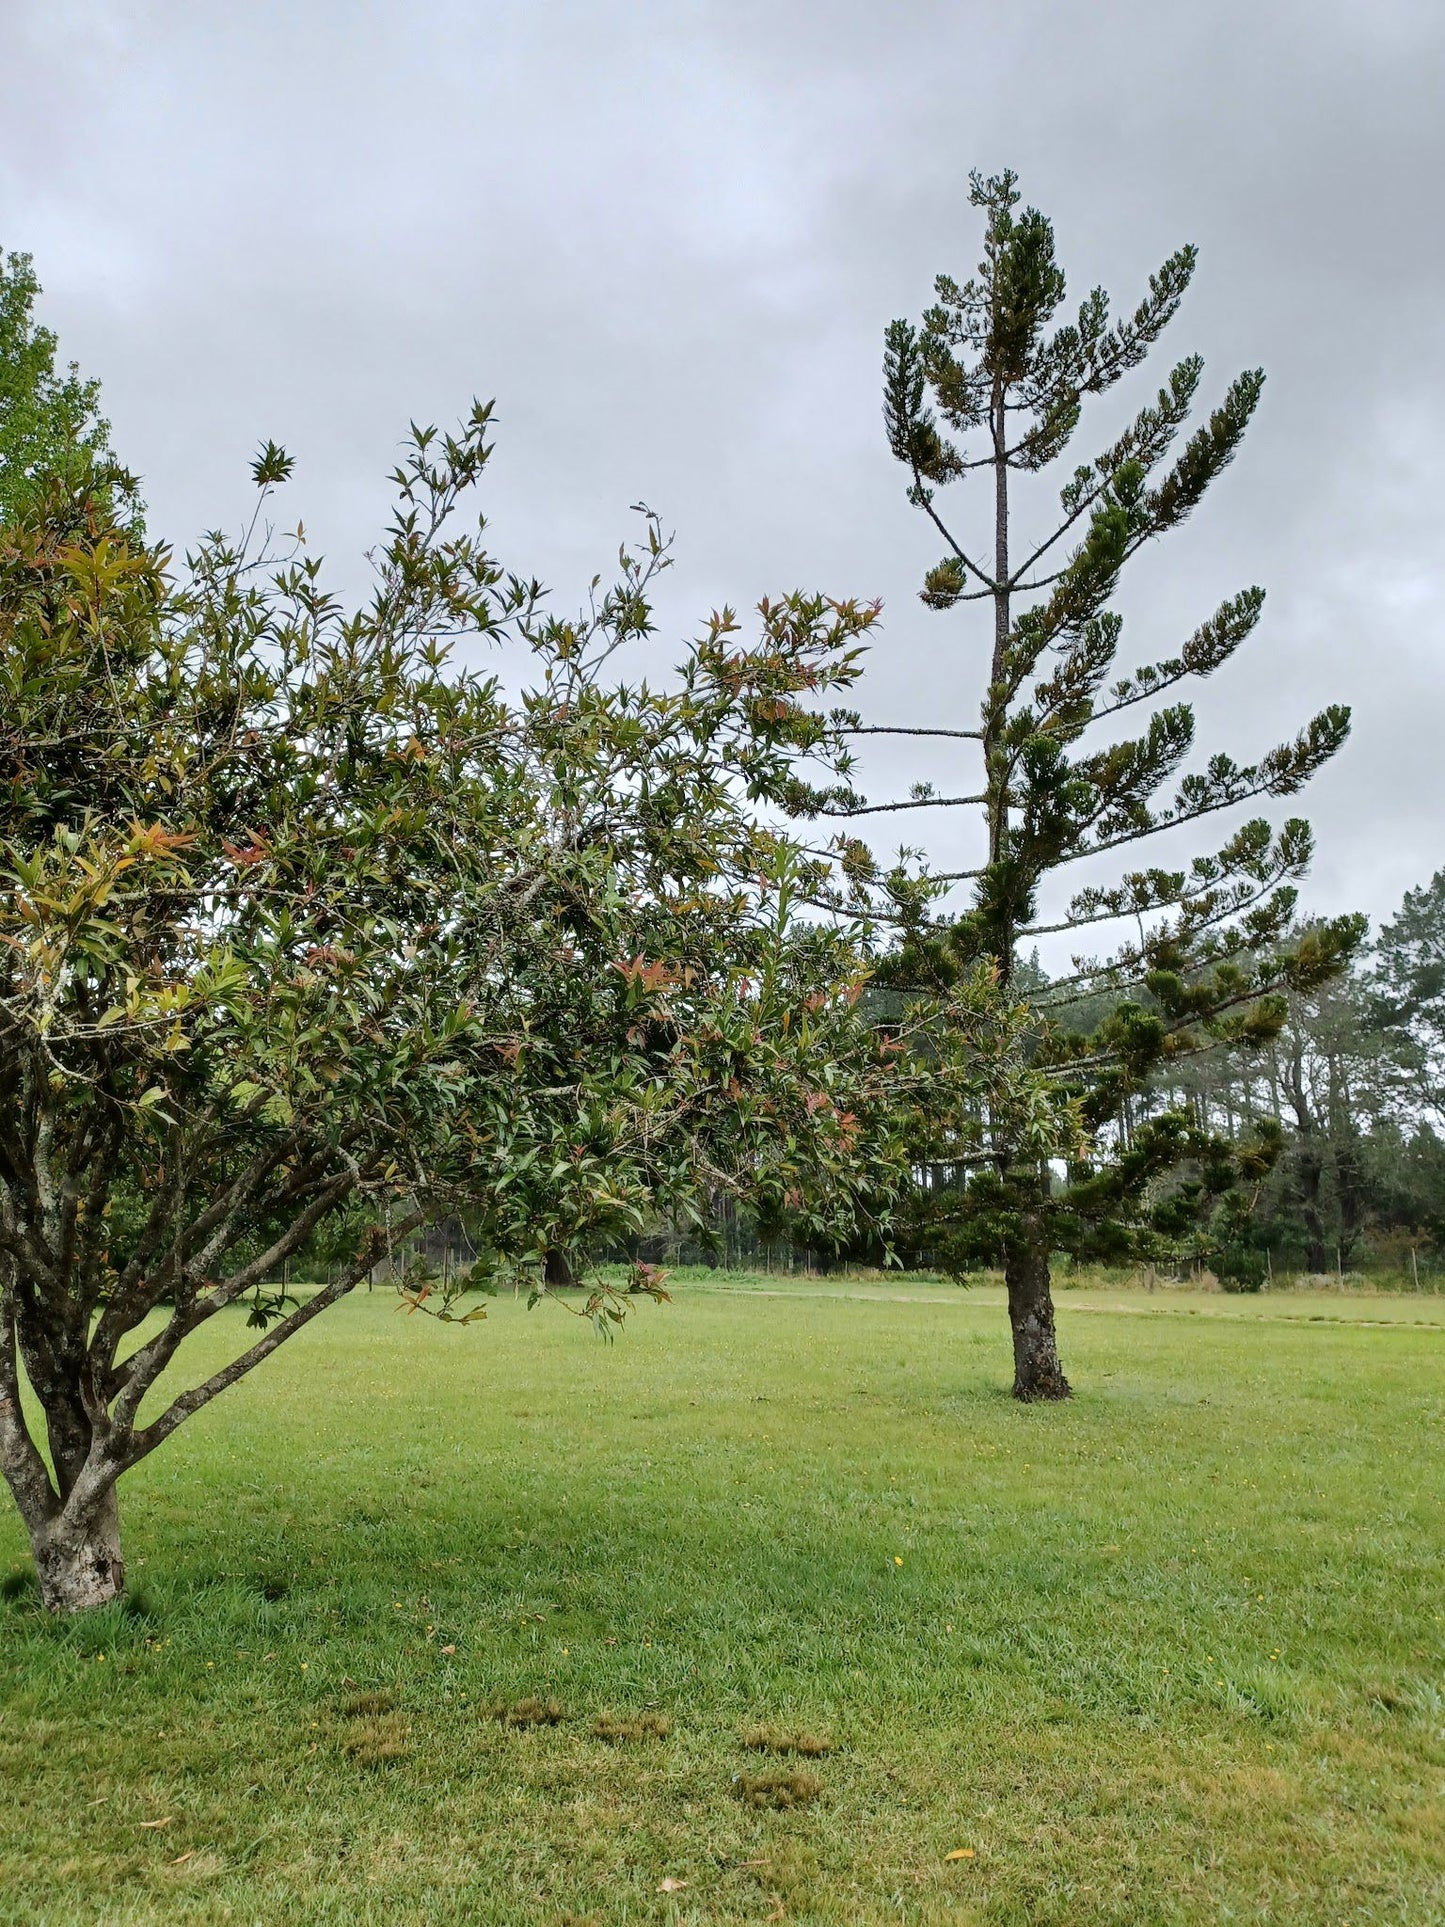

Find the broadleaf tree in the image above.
[
  {"left": 837, "top": 170, "right": 1359, "bottom": 1397},
  {"left": 0, "top": 388, "right": 1033, "bottom": 1611}
]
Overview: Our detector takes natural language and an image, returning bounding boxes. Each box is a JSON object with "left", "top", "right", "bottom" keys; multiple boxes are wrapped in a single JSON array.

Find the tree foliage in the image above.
[{"left": 0, "top": 402, "right": 1030, "bottom": 1610}]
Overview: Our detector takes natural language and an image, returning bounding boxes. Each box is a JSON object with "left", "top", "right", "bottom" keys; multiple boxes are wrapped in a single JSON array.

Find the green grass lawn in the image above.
[{"left": 2, "top": 1275, "right": 1442, "bottom": 1925}]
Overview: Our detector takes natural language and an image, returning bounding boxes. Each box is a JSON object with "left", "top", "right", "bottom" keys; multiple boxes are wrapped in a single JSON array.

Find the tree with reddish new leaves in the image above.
[{"left": 0, "top": 388, "right": 1030, "bottom": 1609}]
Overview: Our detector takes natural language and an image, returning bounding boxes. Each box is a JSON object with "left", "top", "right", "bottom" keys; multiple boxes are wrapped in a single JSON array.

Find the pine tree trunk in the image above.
[
  {"left": 1004, "top": 1216, "right": 1070, "bottom": 1401},
  {"left": 984, "top": 385, "right": 1072, "bottom": 1403},
  {"left": 29, "top": 1484, "right": 125, "bottom": 1613}
]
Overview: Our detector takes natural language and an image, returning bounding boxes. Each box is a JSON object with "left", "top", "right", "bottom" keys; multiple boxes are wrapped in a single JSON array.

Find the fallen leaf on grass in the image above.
[
  {"left": 139, "top": 1817, "right": 172, "bottom": 1830},
  {"left": 440, "top": 1644, "right": 457, "bottom": 1655},
  {"left": 658, "top": 1876, "right": 688, "bottom": 1892},
  {"left": 944, "top": 1847, "right": 976, "bottom": 1860},
  {"left": 171, "top": 1851, "right": 194, "bottom": 1866}
]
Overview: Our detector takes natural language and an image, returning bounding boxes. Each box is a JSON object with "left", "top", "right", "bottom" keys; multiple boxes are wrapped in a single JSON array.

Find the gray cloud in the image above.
[{"left": 4, "top": 0, "right": 1442, "bottom": 933}]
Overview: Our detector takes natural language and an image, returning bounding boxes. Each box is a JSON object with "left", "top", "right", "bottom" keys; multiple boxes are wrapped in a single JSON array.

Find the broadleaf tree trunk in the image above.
[
  {"left": 1, "top": 1364, "right": 127, "bottom": 1612},
  {"left": 1296, "top": 1146, "right": 1328, "bottom": 1274},
  {"left": 1283, "top": 1042, "right": 1328, "bottom": 1272},
  {"left": 543, "top": 1247, "right": 577, "bottom": 1288},
  {"left": 31, "top": 1482, "right": 125, "bottom": 1613}
]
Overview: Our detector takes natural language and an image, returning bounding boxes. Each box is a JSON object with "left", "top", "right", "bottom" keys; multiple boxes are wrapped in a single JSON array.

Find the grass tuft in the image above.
[
  {"left": 733, "top": 1766, "right": 824, "bottom": 1809},
  {"left": 340, "top": 1711, "right": 411, "bottom": 1767},
  {"left": 485, "top": 1695, "right": 566, "bottom": 1728},
  {"left": 591, "top": 1709, "right": 671, "bottom": 1742},
  {"left": 741, "top": 1723, "right": 833, "bottom": 1756},
  {"left": 340, "top": 1688, "right": 398, "bottom": 1718}
]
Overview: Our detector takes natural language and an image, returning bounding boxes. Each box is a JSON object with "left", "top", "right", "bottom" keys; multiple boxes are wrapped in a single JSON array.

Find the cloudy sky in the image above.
[{"left": 4, "top": 0, "right": 1442, "bottom": 937}]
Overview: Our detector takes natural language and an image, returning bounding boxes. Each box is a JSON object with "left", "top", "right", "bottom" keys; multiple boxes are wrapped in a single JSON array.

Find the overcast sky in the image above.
[{"left": 4, "top": 0, "right": 1442, "bottom": 939}]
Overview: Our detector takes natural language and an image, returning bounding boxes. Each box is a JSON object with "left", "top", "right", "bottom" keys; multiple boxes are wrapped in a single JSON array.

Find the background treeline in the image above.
[
  {"left": 555, "top": 871, "right": 1445, "bottom": 1291},
  {"left": 1137, "top": 872, "right": 1445, "bottom": 1285}
]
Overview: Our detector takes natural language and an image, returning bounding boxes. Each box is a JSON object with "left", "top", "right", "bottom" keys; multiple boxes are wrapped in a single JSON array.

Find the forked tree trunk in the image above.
[
  {"left": 3, "top": 1367, "right": 127, "bottom": 1612},
  {"left": 28, "top": 1483, "right": 125, "bottom": 1614},
  {"left": 1004, "top": 1222, "right": 1071, "bottom": 1401}
]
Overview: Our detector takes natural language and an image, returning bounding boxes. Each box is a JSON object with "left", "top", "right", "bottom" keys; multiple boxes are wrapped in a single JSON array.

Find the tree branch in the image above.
[
  {"left": 820, "top": 792, "right": 986, "bottom": 818},
  {"left": 123, "top": 1210, "right": 428, "bottom": 1469}
]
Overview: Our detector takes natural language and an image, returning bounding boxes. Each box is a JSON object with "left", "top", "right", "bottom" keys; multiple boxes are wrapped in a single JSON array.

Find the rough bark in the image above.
[
  {"left": 31, "top": 1483, "right": 124, "bottom": 1613},
  {"left": 2, "top": 1330, "right": 126, "bottom": 1612},
  {"left": 1004, "top": 1221, "right": 1071, "bottom": 1401}
]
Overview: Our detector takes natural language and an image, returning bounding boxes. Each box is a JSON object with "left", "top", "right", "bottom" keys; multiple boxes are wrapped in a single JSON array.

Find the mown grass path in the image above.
[{"left": 1, "top": 1279, "right": 1441, "bottom": 1924}]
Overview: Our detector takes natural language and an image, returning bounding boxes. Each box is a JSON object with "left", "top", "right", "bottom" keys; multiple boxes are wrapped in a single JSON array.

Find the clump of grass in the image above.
[
  {"left": 592, "top": 1709, "right": 671, "bottom": 1742},
  {"left": 341, "top": 1711, "right": 411, "bottom": 1767},
  {"left": 733, "top": 1767, "right": 823, "bottom": 1809},
  {"left": 340, "top": 1688, "right": 398, "bottom": 1718},
  {"left": 742, "top": 1724, "right": 833, "bottom": 1757},
  {"left": 485, "top": 1695, "right": 567, "bottom": 1728},
  {"left": 1365, "top": 1680, "right": 1410, "bottom": 1712}
]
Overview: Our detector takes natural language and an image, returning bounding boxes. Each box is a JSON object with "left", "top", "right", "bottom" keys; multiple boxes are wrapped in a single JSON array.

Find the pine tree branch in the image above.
[
  {"left": 912, "top": 491, "right": 997, "bottom": 596},
  {"left": 1022, "top": 867, "right": 1284, "bottom": 939},
  {"left": 820, "top": 792, "right": 987, "bottom": 818},
  {"left": 1056, "top": 782, "right": 1294, "bottom": 868},
  {"left": 840, "top": 725, "right": 984, "bottom": 742},
  {"left": 1040, "top": 976, "right": 1287, "bottom": 1075},
  {"left": 1033, "top": 890, "right": 1298, "bottom": 1007}
]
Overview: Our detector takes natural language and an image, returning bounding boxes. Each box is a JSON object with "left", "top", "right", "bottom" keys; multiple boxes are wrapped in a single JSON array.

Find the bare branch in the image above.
[{"left": 820, "top": 792, "right": 987, "bottom": 818}]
